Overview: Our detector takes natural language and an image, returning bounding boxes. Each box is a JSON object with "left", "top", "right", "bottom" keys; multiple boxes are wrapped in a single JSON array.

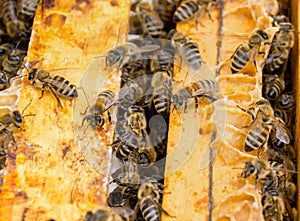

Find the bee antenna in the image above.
[
  {"left": 13, "top": 74, "right": 27, "bottom": 80},
  {"left": 23, "top": 114, "right": 36, "bottom": 118},
  {"left": 15, "top": 40, "right": 21, "bottom": 50},
  {"left": 232, "top": 167, "right": 244, "bottom": 170},
  {"left": 77, "top": 87, "right": 91, "bottom": 108},
  {"left": 266, "top": 167, "right": 298, "bottom": 174},
  {"left": 94, "top": 55, "right": 107, "bottom": 59},
  {"left": 22, "top": 101, "right": 32, "bottom": 116}
]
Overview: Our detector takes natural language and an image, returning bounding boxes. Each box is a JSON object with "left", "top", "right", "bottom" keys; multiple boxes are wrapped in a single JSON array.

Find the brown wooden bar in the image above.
[{"left": 0, "top": 0, "right": 130, "bottom": 220}]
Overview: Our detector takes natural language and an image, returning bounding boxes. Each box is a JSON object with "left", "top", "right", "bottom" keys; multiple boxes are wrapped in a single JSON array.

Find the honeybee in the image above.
[
  {"left": 153, "top": 0, "right": 178, "bottom": 30},
  {"left": 261, "top": 190, "right": 288, "bottom": 221},
  {"left": 2, "top": 0, "right": 20, "bottom": 37},
  {"left": 109, "top": 160, "right": 140, "bottom": 208},
  {"left": 168, "top": 29, "right": 203, "bottom": 70},
  {"left": 0, "top": 70, "right": 9, "bottom": 91},
  {"left": 173, "top": 0, "right": 216, "bottom": 23},
  {"left": 0, "top": 103, "right": 33, "bottom": 142},
  {"left": 17, "top": 0, "right": 39, "bottom": 30},
  {"left": 102, "top": 42, "right": 160, "bottom": 68},
  {"left": 132, "top": 178, "right": 172, "bottom": 221},
  {"left": 149, "top": 67, "right": 173, "bottom": 116},
  {"left": 274, "top": 92, "right": 295, "bottom": 111},
  {"left": 0, "top": 43, "right": 14, "bottom": 69},
  {"left": 84, "top": 207, "right": 133, "bottom": 221},
  {"left": 112, "top": 106, "right": 157, "bottom": 164},
  {"left": 262, "top": 74, "right": 285, "bottom": 101},
  {"left": 151, "top": 49, "right": 174, "bottom": 72},
  {"left": 82, "top": 90, "right": 115, "bottom": 130},
  {"left": 2, "top": 48, "right": 26, "bottom": 78},
  {"left": 230, "top": 30, "right": 269, "bottom": 74},
  {"left": 238, "top": 99, "right": 291, "bottom": 154},
  {"left": 106, "top": 81, "right": 147, "bottom": 109},
  {"left": 108, "top": 184, "right": 139, "bottom": 208},
  {"left": 172, "top": 78, "right": 218, "bottom": 112},
  {"left": 0, "top": 111, "right": 23, "bottom": 142},
  {"left": 241, "top": 159, "right": 269, "bottom": 179},
  {"left": 263, "top": 24, "right": 294, "bottom": 74},
  {"left": 133, "top": 1, "right": 165, "bottom": 38},
  {"left": 274, "top": 108, "right": 294, "bottom": 130},
  {"left": 27, "top": 68, "right": 78, "bottom": 108},
  {"left": 121, "top": 60, "right": 150, "bottom": 91},
  {"left": 242, "top": 159, "right": 278, "bottom": 193}
]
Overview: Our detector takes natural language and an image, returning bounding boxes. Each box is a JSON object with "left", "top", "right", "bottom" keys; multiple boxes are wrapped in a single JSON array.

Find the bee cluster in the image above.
[
  {"left": 237, "top": 13, "right": 297, "bottom": 221},
  {"left": 0, "top": 0, "right": 38, "bottom": 192},
  {"left": 82, "top": 1, "right": 219, "bottom": 220}
]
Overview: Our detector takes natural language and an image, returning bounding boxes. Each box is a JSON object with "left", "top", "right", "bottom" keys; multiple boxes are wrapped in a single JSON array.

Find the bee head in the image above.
[
  {"left": 0, "top": 71, "right": 8, "bottom": 84},
  {"left": 256, "top": 30, "right": 269, "bottom": 40},
  {"left": 28, "top": 69, "right": 38, "bottom": 81},
  {"left": 6, "top": 22, "right": 20, "bottom": 38},
  {"left": 107, "top": 50, "right": 121, "bottom": 67},
  {"left": 13, "top": 111, "right": 23, "bottom": 123},
  {"left": 242, "top": 161, "right": 256, "bottom": 178}
]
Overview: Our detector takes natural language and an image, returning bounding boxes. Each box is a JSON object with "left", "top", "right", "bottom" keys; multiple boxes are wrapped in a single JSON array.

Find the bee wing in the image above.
[
  {"left": 104, "top": 86, "right": 132, "bottom": 110},
  {"left": 138, "top": 44, "right": 161, "bottom": 54},
  {"left": 274, "top": 118, "right": 292, "bottom": 144},
  {"left": 110, "top": 206, "right": 134, "bottom": 219}
]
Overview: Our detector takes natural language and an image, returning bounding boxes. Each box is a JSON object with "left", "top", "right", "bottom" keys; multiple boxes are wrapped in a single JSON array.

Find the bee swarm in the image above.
[{"left": 0, "top": 0, "right": 298, "bottom": 221}]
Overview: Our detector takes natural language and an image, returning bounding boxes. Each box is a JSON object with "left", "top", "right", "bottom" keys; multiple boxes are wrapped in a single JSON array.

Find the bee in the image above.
[
  {"left": 27, "top": 68, "right": 78, "bottom": 108},
  {"left": 242, "top": 159, "right": 278, "bottom": 192},
  {"left": 108, "top": 160, "right": 140, "bottom": 208},
  {"left": 172, "top": 78, "right": 218, "bottom": 112},
  {"left": 0, "top": 102, "right": 33, "bottom": 142},
  {"left": 274, "top": 92, "right": 295, "bottom": 111},
  {"left": 133, "top": 1, "right": 165, "bottom": 38},
  {"left": 132, "top": 178, "right": 172, "bottom": 221},
  {"left": 261, "top": 190, "right": 288, "bottom": 221},
  {"left": 2, "top": 48, "right": 26, "bottom": 79},
  {"left": 263, "top": 24, "right": 294, "bottom": 74},
  {"left": 230, "top": 29, "right": 269, "bottom": 74},
  {"left": 84, "top": 207, "right": 133, "bottom": 221},
  {"left": 173, "top": 0, "right": 216, "bottom": 23},
  {"left": 112, "top": 106, "right": 156, "bottom": 164},
  {"left": 82, "top": 90, "right": 115, "bottom": 130},
  {"left": 0, "top": 70, "right": 9, "bottom": 91},
  {"left": 153, "top": 0, "right": 180, "bottom": 31},
  {"left": 262, "top": 74, "right": 285, "bottom": 101},
  {"left": 121, "top": 60, "right": 149, "bottom": 91},
  {"left": 129, "top": 14, "right": 143, "bottom": 35},
  {"left": 149, "top": 67, "right": 173, "bottom": 117},
  {"left": 269, "top": 116, "right": 293, "bottom": 150},
  {"left": 241, "top": 159, "right": 269, "bottom": 179},
  {"left": 0, "top": 43, "right": 14, "bottom": 69},
  {"left": 102, "top": 42, "right": 160, "bottom": 68},
  {"left": 150, "top": 49, "right": 174, "bottom": 72},
  {"left": 238, "top": 99, "right": 291, "bottom": 154},
  {"left": 17, "top": 0, "right": 40, "bottom": 30},
  {"left": 106, "top": 81, "right": 147, "bottom": 110},
  {"left": 2, "top": 0, "right": 20, "bottom": 37},
  {"left": 168, "top": 29, "right": 203, "bottom": 70},
  {"left": 274, "top": 108, "right": 294, "bottom": 130}
]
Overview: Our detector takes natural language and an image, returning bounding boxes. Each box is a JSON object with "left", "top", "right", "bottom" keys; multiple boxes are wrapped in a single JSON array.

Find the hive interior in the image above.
[{"left": 0, "top": 0, "right": 298, "bottom": 221}]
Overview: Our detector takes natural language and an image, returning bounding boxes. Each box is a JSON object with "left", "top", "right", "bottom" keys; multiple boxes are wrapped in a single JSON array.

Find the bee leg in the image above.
[
  {"left": 80, "top": 106, "right": 89, "bottom": 115},
  {"left": 107, "top": 111, "right": 112, "bottom": 122},
  {"left": 48, "top": 86, "right": 63, "bottom": 108},
  {"left": 205, "top": 7, "right": 213, "bottom": 22},
  {"left": 3, "top": 128, "right": 15, "bottom": 142},
  {"left": 158, "top": 202, "right": 176, "bottom": 218},
  {"left": 130, "top": 202, "right": 140, "bottom": 221},
  {"left": 39, "top": 84, "right": 47, "bottom": 99},
  {"left": 194, "top": 97, "right": 198, "bottom": 113}
]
